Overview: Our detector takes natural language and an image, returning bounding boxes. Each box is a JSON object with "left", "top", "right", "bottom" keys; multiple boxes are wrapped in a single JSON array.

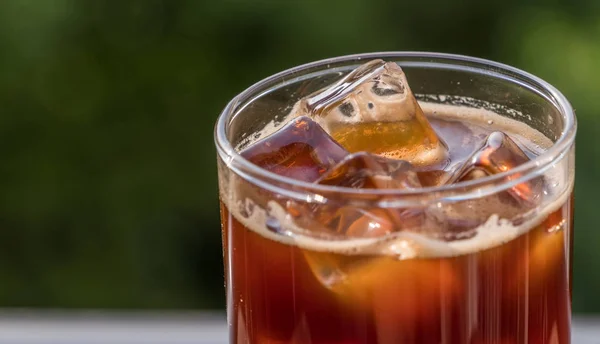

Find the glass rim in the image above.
[{"left": 214, "top": 51, "right": 576, "bottom": 202}]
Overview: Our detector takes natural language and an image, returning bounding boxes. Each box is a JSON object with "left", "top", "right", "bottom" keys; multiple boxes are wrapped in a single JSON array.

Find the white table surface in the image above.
[{"left": 0, "top": 311, "right": 596, "bottom": 343}]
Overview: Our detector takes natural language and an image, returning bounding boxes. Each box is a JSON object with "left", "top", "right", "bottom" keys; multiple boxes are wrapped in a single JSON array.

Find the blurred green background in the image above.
[{"left": 0, "top": 0, "right": 597, "bottom": 312}]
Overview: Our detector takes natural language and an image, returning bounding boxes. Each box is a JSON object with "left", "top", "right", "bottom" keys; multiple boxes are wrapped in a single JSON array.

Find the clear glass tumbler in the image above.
[{"left": 215, "top": 52, "right": 576, "bottom": 344}]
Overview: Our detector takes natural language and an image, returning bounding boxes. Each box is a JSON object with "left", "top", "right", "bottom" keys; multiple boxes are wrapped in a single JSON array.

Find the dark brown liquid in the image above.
[{"left": 222, "top": 114, "right": 572, "bottom": 344}]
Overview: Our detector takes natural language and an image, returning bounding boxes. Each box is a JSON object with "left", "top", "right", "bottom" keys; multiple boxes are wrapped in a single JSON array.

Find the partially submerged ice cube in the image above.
[
  {"left": 316, "top": 151, "right": 421, "bottom": 190},
  {"left": 288, "top": 152, "right": 426, "bottom": 239},
  {"left": 240, "top": 116, "right": 348, "bottom": 183},
  {"left": 446, "top": 131, "right": 542, "bottom": 206},
  {"left": 431, "top": 131, "right": 544, "bottom": 236},
  {"left": 292, "top": 59, "right": 448, "bottom": 167}
]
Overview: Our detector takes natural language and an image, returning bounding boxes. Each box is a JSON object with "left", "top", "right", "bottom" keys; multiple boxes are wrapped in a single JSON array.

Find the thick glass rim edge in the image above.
[{"left": 214, "top": 51, "right": 576, "bottom": 200}]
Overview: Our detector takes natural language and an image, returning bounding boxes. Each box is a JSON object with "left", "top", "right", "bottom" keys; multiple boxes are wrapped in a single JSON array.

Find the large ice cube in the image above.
[
  {"left": 446, "top": 131, "right": 542, "bottom": 205},
  {"left": 430, "top": 131, "right": 544, "bottom": 237},
  {"left": 288, "top": 152, "right": 425, "bottom": 238},
  {"left": 292, "top": 59, "right": 448, "bottom": 167},
  {"left": 316, "top": 151, "right": 421, "bottom": 189},
  {"left": 240, "top": 116, "right": 349, "bottom": 182}
]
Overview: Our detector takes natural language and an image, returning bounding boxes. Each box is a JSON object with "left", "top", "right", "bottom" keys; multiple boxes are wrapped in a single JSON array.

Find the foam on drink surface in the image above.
[{"left": 222, "top": 102, "right": 573, "bottom": 259}]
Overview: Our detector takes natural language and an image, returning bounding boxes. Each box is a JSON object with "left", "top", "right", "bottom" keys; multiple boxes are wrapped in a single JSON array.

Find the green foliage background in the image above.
[{"left": 0, "top": 0, "right": 598, "bottom": 312}]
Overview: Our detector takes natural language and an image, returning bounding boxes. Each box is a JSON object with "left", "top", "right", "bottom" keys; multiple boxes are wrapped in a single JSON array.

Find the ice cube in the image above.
[
  {"left": 240, "top": 116, "right": 349, "bottom": 182},
  {"left": 446, "top": 131, "right": 542, "bottom": 205},
  {"left": 288, "top": 152, "right": 425, "bottom": 238},
  {"left": 428, "top": 131, "right": 544, "bottom": 238},
  {"left": 315, "top": 151, "right": 421, "bottom": 189},
  {"left": 304, "top": 252, "right": 459, "bottom": 329},
  {"left": 292, "top": 59, "right": 448, "bottom": 167}
]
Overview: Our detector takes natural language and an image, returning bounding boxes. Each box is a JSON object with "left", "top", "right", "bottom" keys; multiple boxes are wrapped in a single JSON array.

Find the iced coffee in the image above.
[{"left": 216, "top": 56, "right": 575, "bottom": 344}]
